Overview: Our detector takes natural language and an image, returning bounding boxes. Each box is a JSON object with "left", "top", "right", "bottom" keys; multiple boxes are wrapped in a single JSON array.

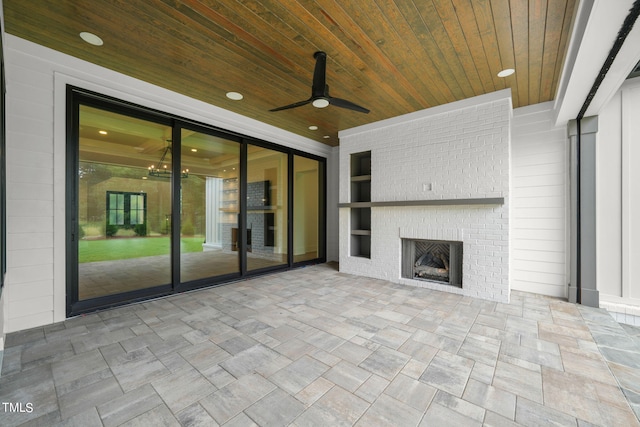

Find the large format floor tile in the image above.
[{"left": 2, "top": 263, "right": 640, "bottom": 426}]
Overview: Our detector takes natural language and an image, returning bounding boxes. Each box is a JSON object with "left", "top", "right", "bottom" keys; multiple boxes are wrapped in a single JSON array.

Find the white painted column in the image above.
[
  {"left": 203, "top": 177, "right": 223, "bottom": 250},
  {"left": 568, "top": 116, "right": 599, "bottom": 307}
]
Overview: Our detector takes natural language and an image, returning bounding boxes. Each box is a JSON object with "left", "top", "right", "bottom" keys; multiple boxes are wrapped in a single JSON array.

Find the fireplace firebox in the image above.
[{"left": 401, "top": 239, "right": 463, "bottom": 287}]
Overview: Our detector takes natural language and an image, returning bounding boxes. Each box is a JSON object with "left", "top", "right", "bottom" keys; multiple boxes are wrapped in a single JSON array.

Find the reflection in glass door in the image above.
[
  {"left": 246, "top": 145, "right": 288, "bottom": 271},
  {"left": 70, "top": 90, "right": 326, "bottom": 315},
  {"left": 180, "top": 129, "right": 240, "bottom": 282},
  {"left": 77, "top": 105, "right": 173, "bottom": 300},
  {"left": 294, "top": 155, "right": 322, "bottom": 263}
]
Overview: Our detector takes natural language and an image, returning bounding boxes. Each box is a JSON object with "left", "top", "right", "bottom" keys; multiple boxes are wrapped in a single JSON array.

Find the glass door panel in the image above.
[
  {"left": 180, "top": 129, "right": 240, "bottom": 282},
  {"left": 78, "top": 105, "right": 172, "bottom": 300},
  {"left": 294, "top": 155, "right": 321, "bottom": 263},
  {"left": 246, "top": 145, "right": 288, "bottom": 271}
]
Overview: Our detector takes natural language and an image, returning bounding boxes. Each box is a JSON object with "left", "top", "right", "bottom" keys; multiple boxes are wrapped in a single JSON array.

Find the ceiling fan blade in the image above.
[
  {"left": 269, "top": 98, "right": 312, "bottom": 112},
  {"left": 270, "top": 51, "right": 370, "bottom": 114},
  {"left": 329, "top": 97, "right": 370, "bottom": 114},
  {"left": 312, "top": 51, "right": 328, "bottom": 96}
]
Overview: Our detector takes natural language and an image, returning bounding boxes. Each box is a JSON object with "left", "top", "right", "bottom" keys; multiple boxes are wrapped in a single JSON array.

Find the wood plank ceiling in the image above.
[{"left": 3, "top": 0, "right": 577, "bottom": 146}]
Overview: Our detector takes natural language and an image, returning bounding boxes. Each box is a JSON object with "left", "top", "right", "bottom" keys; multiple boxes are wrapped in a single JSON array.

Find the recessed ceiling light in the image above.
[
  {"left": 142, "top": 177, "right": 148, "bottom": 180},
  {"left": 497, "top": 68, "right": 515, "bottom": 78},
  {"left": 191, "top": 148, "right": 197, "bottom": 152},
  {"left": 79, "top": 32, "right": 103, "bottom": 46},
  {"left": 323, "top": 135, "right": 330, "bottom": 139},
  {"left": 308, "top": 125, "right": 318, "bottom": 131},
  {"left": 312, "top": 98, "right": 330, "bottom": 108},
  {"left": 226, "top": 92, "right": 243, "bottom": 101},
  {"left": 98, "top": 130, "right": 108, "bottom": 135}
]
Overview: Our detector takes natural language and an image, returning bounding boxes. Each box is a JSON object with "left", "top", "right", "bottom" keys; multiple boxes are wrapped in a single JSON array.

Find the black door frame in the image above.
[{"left": 66, "top": 86, "right": 326, "bottom": 316}]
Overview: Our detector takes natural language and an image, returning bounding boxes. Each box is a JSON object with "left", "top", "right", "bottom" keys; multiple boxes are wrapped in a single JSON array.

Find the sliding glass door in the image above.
[
  {"left": 68, "top": 88, "right": 325, "bottom": 315},
  {"left": 76, "top": 105, "right": 173, "bottom": 301},
  {"left": 246, "top": 145, "right": 288, "bottom": 271},
  {"left": 294, "top": 155, "right": 323, "bottom": 263},
  {"left": 179, "top": 128, "right": 240, "bottom": 283}
]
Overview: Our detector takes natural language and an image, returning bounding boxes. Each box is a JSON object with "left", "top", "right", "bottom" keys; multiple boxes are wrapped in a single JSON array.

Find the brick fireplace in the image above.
[{"left": 338, "top": 90, "right": 512, "bottom": 303}]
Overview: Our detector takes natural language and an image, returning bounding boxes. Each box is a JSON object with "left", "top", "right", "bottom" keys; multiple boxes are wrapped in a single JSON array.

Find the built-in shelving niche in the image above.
[{"left": 350, "top": 151, "right": 371, "bottom": 258}]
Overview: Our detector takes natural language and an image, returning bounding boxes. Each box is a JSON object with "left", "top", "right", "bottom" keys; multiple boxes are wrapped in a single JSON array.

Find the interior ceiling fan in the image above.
[{"left": 270, "top": 51, "right": 370, "bottom": 114}]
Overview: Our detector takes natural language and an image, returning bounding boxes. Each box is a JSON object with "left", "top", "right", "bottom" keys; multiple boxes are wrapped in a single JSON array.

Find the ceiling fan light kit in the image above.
[
  {"left": 271, "top": 51, "right": 370, "bottom": 114},
  {"left": 312, "top": 98, "right": 330, "bottom": 108}
]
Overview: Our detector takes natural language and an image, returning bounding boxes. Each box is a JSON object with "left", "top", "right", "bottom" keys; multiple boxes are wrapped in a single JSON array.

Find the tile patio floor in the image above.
[{"left": 2, "top": 263, "right": 640, "bottom": 426}]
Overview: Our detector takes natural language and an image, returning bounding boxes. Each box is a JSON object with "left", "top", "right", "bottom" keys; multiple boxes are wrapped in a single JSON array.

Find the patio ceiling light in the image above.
[
  {"left": 79, "top": 32, "right": 103, "bottom": 46},
  {"left": 226, "top": 92, "right": 243, "bottom": 100},
  {"left": 498, "top": 68, "right": 515, "bottom": 77}
]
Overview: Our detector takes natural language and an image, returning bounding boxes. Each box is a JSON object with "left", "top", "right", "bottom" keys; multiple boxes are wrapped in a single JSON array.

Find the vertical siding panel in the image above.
[{"left": 511, "top": 102, "right": 568, "bottom": 297}]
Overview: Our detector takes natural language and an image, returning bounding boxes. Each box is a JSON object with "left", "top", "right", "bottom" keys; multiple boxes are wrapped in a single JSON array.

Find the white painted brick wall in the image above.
[
  {"left": 339, "top": 91, "right": 511, "bottom": 303},
  {"left": 325, "top": 147, "right": 340, "bottom": 262}
]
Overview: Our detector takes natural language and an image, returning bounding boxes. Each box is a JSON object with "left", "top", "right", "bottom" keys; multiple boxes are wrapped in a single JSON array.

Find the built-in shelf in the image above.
[
  {"left": 342, "top": 202, "right": 372, "bottom": 208},
  {"left": 339, "top": 197, "right": 504, "bottom": 208},
  {"left": 350, "top": 151, "right": 372, "bottom": 258},
  {"left": 247, "top": 206, "right": 278, "bottom": 211},
  {"left": 351, "top": 229, "right": 372, "bottom": 236}
]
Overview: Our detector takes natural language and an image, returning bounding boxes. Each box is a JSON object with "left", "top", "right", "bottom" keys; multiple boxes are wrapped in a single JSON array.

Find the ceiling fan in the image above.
[{"left": 270, "top": 51, "right": 370, "bottom": 114}]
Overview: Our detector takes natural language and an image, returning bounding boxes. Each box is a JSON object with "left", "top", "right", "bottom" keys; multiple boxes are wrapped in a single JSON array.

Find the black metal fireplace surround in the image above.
[{"left": 401, "top": 239, "right": 463, "bottom": 287}]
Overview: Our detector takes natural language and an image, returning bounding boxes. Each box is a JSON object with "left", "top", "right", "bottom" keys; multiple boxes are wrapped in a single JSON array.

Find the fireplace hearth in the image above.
[{"left": 401, "top": 239, "right": 463, "bottom": 287}]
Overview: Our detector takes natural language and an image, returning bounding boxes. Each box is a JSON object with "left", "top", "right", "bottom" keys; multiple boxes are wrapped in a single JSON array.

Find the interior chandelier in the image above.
[{"left": 148, "top": 144, "right": 189, "bottom": 178}]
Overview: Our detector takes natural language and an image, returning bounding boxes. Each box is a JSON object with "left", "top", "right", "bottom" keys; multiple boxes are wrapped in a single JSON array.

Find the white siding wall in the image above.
[
  {"left": 511, "top": 102, "right": 568, "bottom": 298},
  {"left": 2, "top": 35, "right": 331, "bottom": 334},
  {"left": 0, "top": 3, "right": 6, "bottom": 347},
  {"left": 622, "top": 81, "right": 640, "bottom": 302},
  {"left": 598, "top": 77, "right": 640, "bottom": 323},
  {"left": 5, "top": 48, "right": 56, "bottom": 332},
  {"left": 597, "top": 90, "right": 623, "bottom": 299}
]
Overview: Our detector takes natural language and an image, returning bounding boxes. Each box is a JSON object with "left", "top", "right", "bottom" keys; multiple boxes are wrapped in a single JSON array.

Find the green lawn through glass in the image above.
[{"left": 79, "top": 237, "right": 204, "bottom": 263}]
